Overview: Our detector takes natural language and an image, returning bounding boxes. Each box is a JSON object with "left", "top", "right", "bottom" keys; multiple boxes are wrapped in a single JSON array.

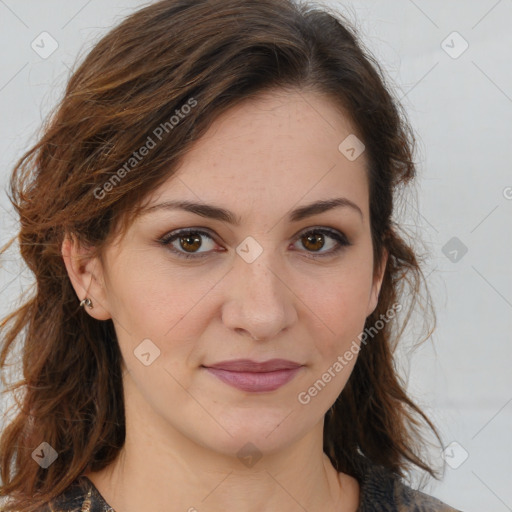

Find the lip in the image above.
[
  {"left": 204, "top": 358, "right": 302, "bottom": 372},
  {"left": 202, "top": 359, "right": 304, "bottom": 392}
]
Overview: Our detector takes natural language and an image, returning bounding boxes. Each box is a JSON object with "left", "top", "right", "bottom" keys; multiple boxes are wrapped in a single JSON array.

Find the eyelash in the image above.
[{"left": 158, "top": 227, "right": 351, "bottom": 260}]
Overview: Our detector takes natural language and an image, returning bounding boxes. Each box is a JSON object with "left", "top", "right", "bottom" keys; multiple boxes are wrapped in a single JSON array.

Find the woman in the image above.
[{"left": 0, "top": 0, "right": 461, "bottom": 510}]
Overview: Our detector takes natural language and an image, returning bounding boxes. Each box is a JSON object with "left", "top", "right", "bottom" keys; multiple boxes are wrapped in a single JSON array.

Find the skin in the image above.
[{"left": 62, "top": 88, "right": 388, "bottom": 512}]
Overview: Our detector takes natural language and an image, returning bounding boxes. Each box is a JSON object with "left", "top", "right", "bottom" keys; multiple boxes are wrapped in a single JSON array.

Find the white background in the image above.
[{"left": 0, "top": 1, "right": 511, "bottom": 511}]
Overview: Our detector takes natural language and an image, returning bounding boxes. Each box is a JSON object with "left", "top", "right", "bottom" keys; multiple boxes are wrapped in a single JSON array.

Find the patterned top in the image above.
[{"left": 37, "top": 457, "right": 461, "bottom": 512}]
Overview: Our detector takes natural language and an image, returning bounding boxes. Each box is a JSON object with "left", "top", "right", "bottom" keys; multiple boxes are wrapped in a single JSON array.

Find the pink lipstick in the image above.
[{"left": 202, "top": 358, "right": 303, "bottom": 392}]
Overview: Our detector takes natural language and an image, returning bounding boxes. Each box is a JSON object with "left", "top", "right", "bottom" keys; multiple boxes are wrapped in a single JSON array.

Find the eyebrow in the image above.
[{"left": 139, "top": 197, "right": 363, "bottom": 224}]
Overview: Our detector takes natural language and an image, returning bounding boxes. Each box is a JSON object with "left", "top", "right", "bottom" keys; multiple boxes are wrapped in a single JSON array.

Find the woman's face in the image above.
[{"left": 73, "top": 89, "right": 387, "bottom": 458}]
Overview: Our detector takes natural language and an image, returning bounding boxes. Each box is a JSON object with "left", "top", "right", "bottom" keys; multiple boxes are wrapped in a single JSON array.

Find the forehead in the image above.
[{"left": 143, "top": 89, "right": 369, "bottom": 224}]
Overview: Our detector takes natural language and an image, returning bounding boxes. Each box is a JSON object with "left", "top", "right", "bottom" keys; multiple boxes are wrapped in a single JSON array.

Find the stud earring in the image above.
[{"left": 79, "top": 297, "right": 93, "bottom": 309}]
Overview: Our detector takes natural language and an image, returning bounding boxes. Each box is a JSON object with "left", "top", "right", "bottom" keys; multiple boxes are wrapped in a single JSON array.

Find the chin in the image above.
[
  {"left": 194, "top": 411, "right": 308, "bottom": 458},
  {"left": 203, "top": 430, "right": 297, "bottom": 464}
]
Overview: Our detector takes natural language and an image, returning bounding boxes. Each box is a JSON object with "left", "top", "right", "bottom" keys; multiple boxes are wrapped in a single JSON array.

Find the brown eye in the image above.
[
  {"left": 159, "top": 226, "right": 350, "bottom": 261},
  {"left": 293, "top": 228, "right": 350, "bottom": 258},
  {"left": 301, "top": 232, "right": 326, "bottom": 252},
  {"left": 179, "top": 233, "right": 202, "bottom": 253},
  {"left": 160, "top": 229, "right": 217, "bottom": 259}
]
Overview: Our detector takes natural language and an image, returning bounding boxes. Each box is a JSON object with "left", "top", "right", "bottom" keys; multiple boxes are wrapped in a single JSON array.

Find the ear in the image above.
[
  {"left": 366, "top": 247, "right": 388, "bottom": 317},
  {"left": 61, "top": 233, "right": 112, "bottom": 321}
]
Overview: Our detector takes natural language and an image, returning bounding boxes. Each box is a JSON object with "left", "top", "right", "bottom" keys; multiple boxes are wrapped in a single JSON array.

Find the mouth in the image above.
[{"left": 201, "top": 358, "right": 304, "bottom": 393}]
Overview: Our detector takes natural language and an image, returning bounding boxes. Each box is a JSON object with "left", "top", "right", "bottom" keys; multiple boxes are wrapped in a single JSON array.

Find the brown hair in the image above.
[{"left": 0, "top": 0, "right": 442, "bottom": 509}]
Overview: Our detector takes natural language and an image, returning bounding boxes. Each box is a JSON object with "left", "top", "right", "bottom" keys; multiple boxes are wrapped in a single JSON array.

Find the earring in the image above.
[{"left": 80, "top": 297, "right": 93, "bottom": 309}]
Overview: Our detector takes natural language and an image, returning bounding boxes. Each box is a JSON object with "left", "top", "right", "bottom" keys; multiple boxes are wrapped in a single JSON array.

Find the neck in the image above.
[{"left": 83, "top": 372, "right": 360, "bottom": 512}]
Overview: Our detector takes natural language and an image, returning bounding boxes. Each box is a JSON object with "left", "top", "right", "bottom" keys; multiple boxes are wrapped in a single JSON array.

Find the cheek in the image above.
[
  {"left": 106, "top": 254, "right": 218, "bottom": 338},
  {"left": 105, "top": 261, "right": 214, "bottom": 394},
  {"left": 104, "top": 256, "right": 229, "bottom": 394},
  {"left": 303, "top": 261, "right": 373, "bottom": 358}
]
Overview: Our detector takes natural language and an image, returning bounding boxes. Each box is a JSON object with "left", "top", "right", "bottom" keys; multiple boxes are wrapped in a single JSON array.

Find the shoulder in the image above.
[
  {"left": 36, "top": 476, "right": 114, "bottom": 512},
  {"left": 354, "top": 455, "right": 462, "bottom": 512}
]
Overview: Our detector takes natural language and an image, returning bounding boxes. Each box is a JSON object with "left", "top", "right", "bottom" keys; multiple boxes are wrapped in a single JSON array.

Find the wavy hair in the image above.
[{"left": 0, "top": 0, "right": 441, "bottom": 509}]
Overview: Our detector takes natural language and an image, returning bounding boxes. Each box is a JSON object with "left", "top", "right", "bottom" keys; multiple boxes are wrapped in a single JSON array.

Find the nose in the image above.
[{"left": 221, "top": 252, "right": 297, "bottom": 342}]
